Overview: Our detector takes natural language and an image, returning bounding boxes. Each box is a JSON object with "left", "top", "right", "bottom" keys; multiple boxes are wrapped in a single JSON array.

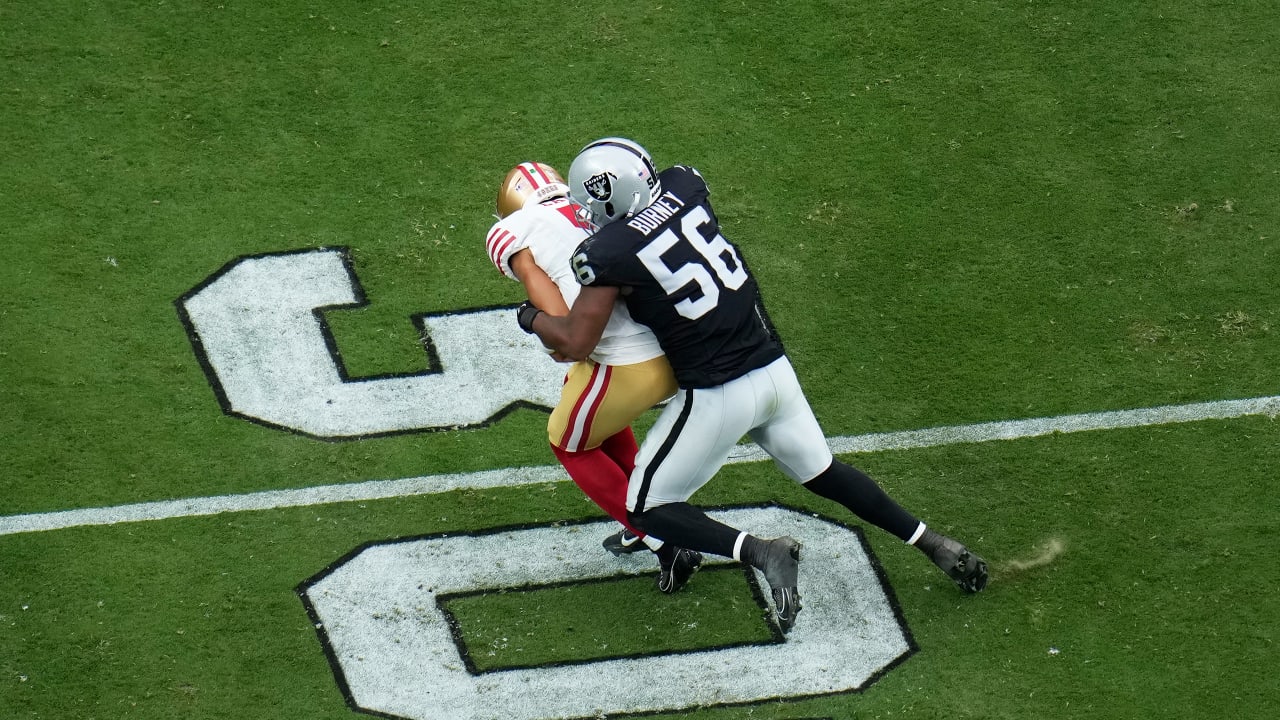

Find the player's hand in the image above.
[{"left": 516, "top": 301, "right": 542, "bottom": 334}]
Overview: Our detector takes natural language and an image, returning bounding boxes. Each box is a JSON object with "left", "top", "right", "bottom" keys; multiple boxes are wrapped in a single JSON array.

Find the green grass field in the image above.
[{"left": 3, "top": 1, "right": 1278, "bottom": 718}]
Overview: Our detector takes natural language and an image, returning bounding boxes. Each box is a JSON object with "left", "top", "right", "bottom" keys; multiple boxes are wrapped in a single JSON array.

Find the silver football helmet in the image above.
[{"left": 567, "top": 137, "right": 662, "bottom": 229}]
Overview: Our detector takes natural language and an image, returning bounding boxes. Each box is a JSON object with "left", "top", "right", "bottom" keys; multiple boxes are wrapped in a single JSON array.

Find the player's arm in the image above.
[
  {"left": 519, "top": 284, "right": 618, "bottom": 361},
  {"left": 509, "top": 250, "right": 569, "bottom": 316}
]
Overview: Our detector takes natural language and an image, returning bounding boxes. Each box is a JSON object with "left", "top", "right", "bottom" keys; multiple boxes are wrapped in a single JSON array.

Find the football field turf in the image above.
[{"left": 3, "top": 2, "right": 1278, "bottom": 718}]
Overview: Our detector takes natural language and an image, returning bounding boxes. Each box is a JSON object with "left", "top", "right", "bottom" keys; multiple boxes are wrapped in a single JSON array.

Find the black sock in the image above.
[
  {"left": 655, "top": 543, "right": 677, "bottom": 565},
  {"left": 628, "top": 502, "right": 742, "bottom": 558},
  {"left": 802, "top": 460, "right": 920, "bottom": 541},
  {"left": 913, "top": 527, "right": 945, "bottom": 558},
  {"left": 739, "top": 535, "right": 770, "bottom": 569}
]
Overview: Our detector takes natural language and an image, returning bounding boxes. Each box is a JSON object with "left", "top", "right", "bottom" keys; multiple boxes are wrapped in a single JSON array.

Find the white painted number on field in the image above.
[
  {"left": 178, "top": 248, "right": 562, "bottom": 438},
  {"left": 301, "top": 507, "right": 910, "bottom": 720}
]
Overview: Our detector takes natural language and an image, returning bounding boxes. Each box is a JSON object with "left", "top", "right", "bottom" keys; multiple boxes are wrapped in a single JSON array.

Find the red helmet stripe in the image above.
[
  {"left": 517, "top": 163, "right": 547, "bottom": 190},
  {"left": 527, "top": 162, "right": 553, "bottom": 185}
]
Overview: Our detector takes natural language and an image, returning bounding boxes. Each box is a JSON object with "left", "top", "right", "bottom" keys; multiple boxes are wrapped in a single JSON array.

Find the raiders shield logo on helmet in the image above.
[{"left": 584, "top": 171, "right": 615, "bottom": 201}]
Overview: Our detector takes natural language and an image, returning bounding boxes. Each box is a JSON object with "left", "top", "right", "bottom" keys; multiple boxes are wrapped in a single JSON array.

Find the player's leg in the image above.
[
  {"left": 808, "top": 459, "right": 988, "bottom": 591},
  {"left": 552, "top": 356, "right": 676, "bottom": 452},
  {"left": 549, "top": 358, "right": 676, "bottom": 550},
  {"left": 626, "top": 378, "right": 803, "bottom": 630},
  {"left": 548, "top": 356, "right": 720, "bottom": 593},
  {"left": 550, "top": 442, "right": 645, "bottom": 535},
  {"left": 745, "top": 356, "right": 919, "bottom": 536},
  {"left": 548, "top": 361, "right": 651, "bottom": 543},
  {"left": 580, "top": 362, "right": 669, "bottom": 551},
  {"left": 594, "top": 426, "right": 646, "bottom": 553},
  {"left": 557, "top": 433, "right": 701, "bottom": 589},
  {"left": 574, "top": 357, "right": 673, "bottom": 545},
  {"left": 749, "top": 356, "right": 988, "bottom": 593},
  {"left": 625, "top": 384, "right": 746, "bottom": 555},
  {"left": 599, "top": 425, "right": 638, "bottom": 474}
]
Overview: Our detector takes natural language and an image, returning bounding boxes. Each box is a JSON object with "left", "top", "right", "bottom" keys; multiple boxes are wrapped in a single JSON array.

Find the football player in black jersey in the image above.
[{"left": 518, "top": 137, "right": 988, "bottom": 633}]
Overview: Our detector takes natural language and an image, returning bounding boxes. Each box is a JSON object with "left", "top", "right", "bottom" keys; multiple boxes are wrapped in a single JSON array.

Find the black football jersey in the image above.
[{"left": 571, "top": 165, "right": 783, "bottom": 388}]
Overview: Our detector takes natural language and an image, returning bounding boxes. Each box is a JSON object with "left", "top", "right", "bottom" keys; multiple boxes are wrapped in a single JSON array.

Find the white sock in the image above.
[
  {"left": 906, "top": 521, "right": 927, "bottom": 546},
  {"left": 731, "top": 531, "right": 748, "bottom": 562}
]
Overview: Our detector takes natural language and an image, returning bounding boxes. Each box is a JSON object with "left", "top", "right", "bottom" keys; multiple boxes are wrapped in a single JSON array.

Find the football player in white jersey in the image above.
[
  {"left": 485, "top": 161, "right": 701, "bottom": 593},
  {"left": 519, "top": 139, "right": 988, "bottom": 633}
]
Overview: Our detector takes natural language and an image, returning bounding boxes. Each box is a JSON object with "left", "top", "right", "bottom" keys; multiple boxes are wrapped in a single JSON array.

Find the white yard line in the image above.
[{"left": 3, "top": 395, "right": 1277, "bottom": 537}]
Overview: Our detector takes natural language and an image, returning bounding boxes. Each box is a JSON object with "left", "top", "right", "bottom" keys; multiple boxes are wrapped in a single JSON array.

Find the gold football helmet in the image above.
[{"left": 496, "top": 162, "right": 570, "bottom": 219}]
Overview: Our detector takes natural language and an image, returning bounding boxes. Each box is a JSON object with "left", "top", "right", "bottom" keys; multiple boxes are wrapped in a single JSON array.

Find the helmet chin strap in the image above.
[{"left": 624, "top": 191, "right": 645, "bottom": 218}]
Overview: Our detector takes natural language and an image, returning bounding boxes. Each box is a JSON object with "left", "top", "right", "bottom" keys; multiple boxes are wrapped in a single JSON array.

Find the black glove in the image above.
[{"left": 516, "top": 301, "right": 542, "bottom": 334}]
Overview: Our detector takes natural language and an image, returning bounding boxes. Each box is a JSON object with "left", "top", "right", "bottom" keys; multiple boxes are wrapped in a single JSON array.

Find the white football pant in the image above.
[{"left": 627, "top": 356, "right": 834, "bottom": 512}]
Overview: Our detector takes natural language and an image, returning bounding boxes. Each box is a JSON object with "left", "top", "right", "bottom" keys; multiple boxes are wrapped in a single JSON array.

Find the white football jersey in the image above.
[{"left": 485, "top": 198, "right": 664, "bottom": 365}]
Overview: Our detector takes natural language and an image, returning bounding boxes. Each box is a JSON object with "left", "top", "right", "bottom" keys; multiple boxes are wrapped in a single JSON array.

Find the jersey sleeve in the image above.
[
  {"left": 484, "top": 214, "right": 531, "bottom": 279},
  {"left": 570, "top": 231, "right": 631, "bottom": 288}
]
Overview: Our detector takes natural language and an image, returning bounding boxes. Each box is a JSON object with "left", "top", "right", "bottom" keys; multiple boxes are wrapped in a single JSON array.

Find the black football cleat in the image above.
[
  {"left": 757, "top": 537, "right": 802, "bottom": 633},
  {"left": 602, "top": 528, "right": 646, "bottom": 556},
  {"left": 930, "top": 536, "right": 989, "bottom": 593},
  {"left": 657, "top": 547, "right": 703, "bottom": 594}
]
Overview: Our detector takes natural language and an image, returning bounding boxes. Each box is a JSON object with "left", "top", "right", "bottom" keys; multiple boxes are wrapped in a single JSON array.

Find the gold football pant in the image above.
[{"left": 548, "top": 355, "right": 677, "bottom": 451}]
